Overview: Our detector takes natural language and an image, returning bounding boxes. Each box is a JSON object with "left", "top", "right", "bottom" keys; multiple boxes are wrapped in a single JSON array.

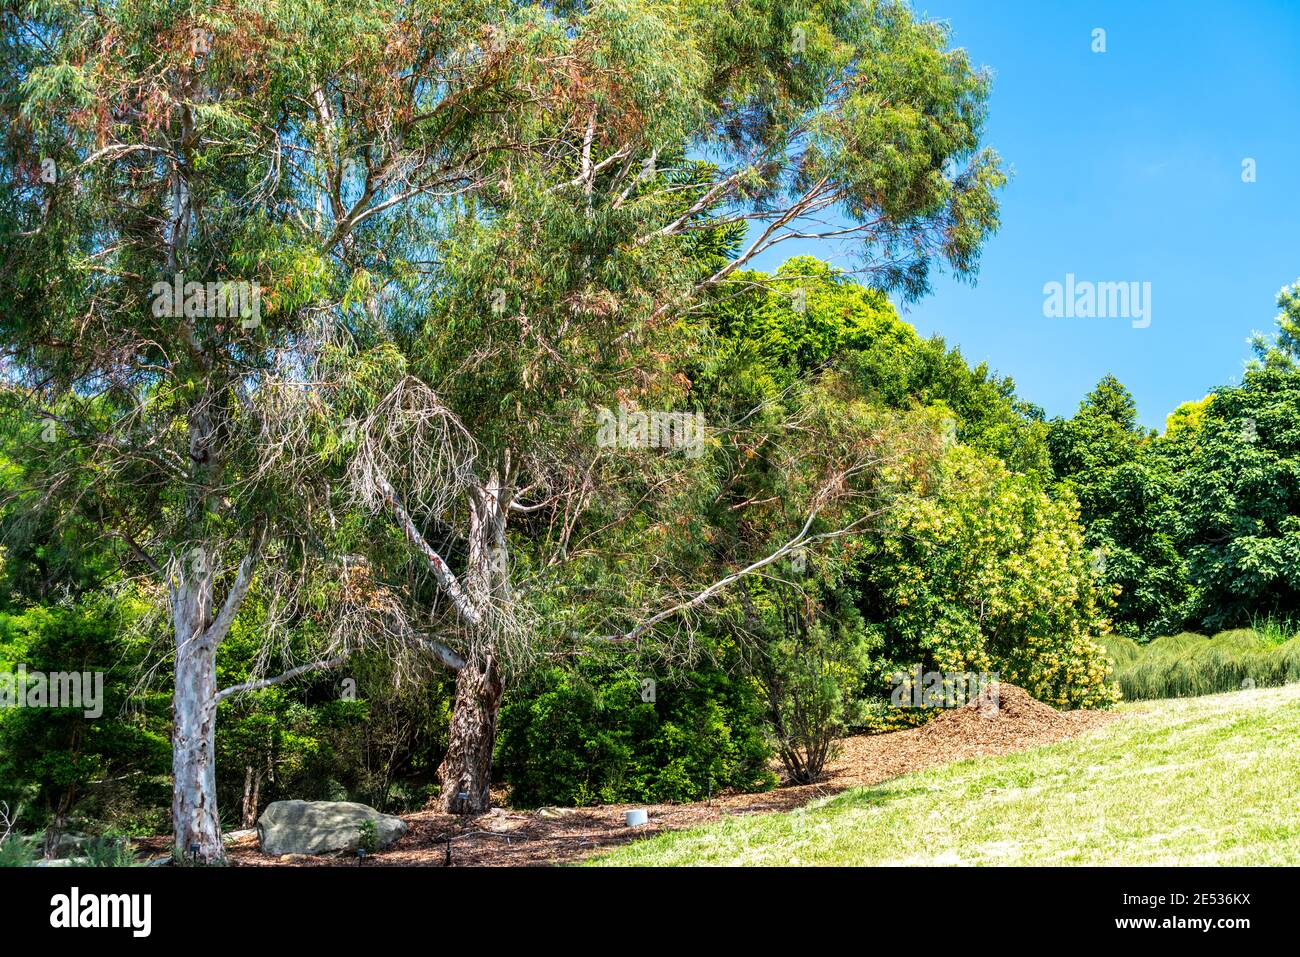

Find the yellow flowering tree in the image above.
[{"left": 862, "top": 445, "right": 1118, "bottom": 709}]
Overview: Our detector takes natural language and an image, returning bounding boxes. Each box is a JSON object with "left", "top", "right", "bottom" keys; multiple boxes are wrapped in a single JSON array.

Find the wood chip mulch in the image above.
[{"left": 223, "top": 682, "right": 1118, "bottom": 867}]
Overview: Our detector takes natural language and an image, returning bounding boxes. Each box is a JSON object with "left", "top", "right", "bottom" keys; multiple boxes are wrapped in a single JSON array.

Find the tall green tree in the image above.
[
  {"left": 336, "top": 0, "right": 1006, "bottom": 814},
  {"left": 1048, "top": 376, "right": 1190, "bottom": 637},
  {"left": 1, "top": 0, "right": 530, "bottom": 859},
  {"left": 1171, "top": 280, "right": 1300, "bottom": 630}
]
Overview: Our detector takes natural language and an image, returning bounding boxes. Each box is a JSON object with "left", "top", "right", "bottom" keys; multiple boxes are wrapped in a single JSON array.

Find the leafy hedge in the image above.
[{"left": 496, "top": 664, "right": 776, "bottom": 807}]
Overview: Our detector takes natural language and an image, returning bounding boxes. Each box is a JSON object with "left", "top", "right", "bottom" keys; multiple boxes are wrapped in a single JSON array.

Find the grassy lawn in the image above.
[{"left": 590, "top": 683, "right": 1300, "bottom": 866}]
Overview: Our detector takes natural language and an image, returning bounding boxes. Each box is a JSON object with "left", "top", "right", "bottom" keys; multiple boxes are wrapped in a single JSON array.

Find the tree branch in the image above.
[
  {"left": 373, "top": 470, "right": 483, "bottom": 629},
  {"left": 419, "top": 636, "right": 466, "bottom": 672},
  {"left": 604, "top": 508, "right": 822, "bottom": 644},
  {"left": 204, "top": 527, "right": 266, "bottom": 648},
  {"left": 604, "top": 503, "right": 889, "bottom": 645},
  {"left": 215, "top": 655, "right": 349, "bottom": 704}
]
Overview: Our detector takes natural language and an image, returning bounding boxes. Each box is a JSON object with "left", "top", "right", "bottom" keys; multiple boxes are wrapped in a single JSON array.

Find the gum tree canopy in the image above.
[{"left": 1, "top": 0, "right": 1002, "bottom": 859}]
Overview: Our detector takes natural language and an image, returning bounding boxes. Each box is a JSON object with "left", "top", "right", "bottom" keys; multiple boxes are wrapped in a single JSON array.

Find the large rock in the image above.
[{"left": 256, "top": 800, "right": 408, "bottom": 857}]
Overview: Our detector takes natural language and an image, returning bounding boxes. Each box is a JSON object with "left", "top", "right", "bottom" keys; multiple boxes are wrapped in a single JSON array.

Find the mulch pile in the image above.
[
  {"left": 915, "top": 681, "right": 1107, "bottom": 751},
  {"left": 227, "top": 682, "right": 1117, "bottom": 867}
]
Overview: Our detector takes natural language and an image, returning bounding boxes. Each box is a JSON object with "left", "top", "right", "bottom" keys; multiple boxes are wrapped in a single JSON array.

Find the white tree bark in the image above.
[{"left": 170, "top": 563, "right": 222, "bottom": 862}]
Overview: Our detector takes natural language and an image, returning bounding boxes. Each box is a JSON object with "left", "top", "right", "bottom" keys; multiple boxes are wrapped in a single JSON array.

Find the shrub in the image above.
[
  {"left": 496, "top": 662, "right": 775, "bottom": 807},
  {"left": 859, "top": 446, "right": 1119, "bottom": 709},
  {"left": 0, "top": 835, "right": 36, "bottom": 868},
  {"left": 739, "top": 583, "right": 872, "bottom": 784},
  {"left": 0, "top": 600, "right": 170, "bottom": 836}
]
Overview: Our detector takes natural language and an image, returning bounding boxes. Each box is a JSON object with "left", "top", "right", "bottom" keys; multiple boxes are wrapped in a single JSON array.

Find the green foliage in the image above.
[
  {"left": 739, "top": 582, "right": 873, "bottom": 783},
  {"left": 0, "top": 835, "right": 36, "bottom": 868},
  {"left": 859, "top": 445, "right": 1118, "bottom": 709},
  {"left": 497, "top": 661, "right": 775, "bottom": 807},
  {"left": 704, "top": 257, "right": 1050, "bottom": 479},
  {"left": 1055, "top": 282, "right": 1300, "bottom": 639},
  {"left": 1250, "top": 614, "right": 1298, "bottom": 647},
  {"left": 1098, "top": 633, "right": 1142, "bottom": 669},
  {"left": 214, "top": 652, "right": 454, "bottom": 820},
  {"left": 357, "top": 818, "right": 378, "bottom": 855},
  {"left": 0, "top": 599, "right": 170, "bottom": 834},
  {"left": 1048, "top": 376, "right": 1191, "bottom": 637},
  {"left": 1169, "top": 311, "right": 1300, "bottom": 629},
  {"left": 80, "top": 836, "right": 139, "bottom": 867},
  {"left": 1164, "top": 394, "right": 1213, "bottom": 440}
]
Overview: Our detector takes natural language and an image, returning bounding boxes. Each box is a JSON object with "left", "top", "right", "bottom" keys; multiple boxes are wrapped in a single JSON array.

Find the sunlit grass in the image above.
[{"left": 589, "top": 683, "right": 1300, "bottom": 866}]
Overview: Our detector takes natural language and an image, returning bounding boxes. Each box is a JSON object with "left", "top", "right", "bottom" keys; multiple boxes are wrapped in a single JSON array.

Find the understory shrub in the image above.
[
  {"left": 496, "top": 663, "right": 776, "bottom": 807},
  {"left": 736, "top": 581, "right": 873, "bottom": 784}
]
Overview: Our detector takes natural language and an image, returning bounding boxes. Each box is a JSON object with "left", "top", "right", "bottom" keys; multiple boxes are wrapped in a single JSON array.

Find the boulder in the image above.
[
  {"left": 256, "top": 800, "right": 407, "bottom": 857},
  {"left": 222, "top": 828, "right": 257, "bottom": 845}
]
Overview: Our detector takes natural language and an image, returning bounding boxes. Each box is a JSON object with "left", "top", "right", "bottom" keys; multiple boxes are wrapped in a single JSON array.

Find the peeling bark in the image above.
[
  {"left": 172, "top": 577, "right": 222, "bottom": 862},
  {"left": 436, "top": 471, "right": 510, "bottom": 814}
]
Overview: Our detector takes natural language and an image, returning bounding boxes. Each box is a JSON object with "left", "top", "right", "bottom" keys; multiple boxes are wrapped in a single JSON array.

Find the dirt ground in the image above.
[{"left": 224, "top": 683, "right": 1119, "bottom": 867}]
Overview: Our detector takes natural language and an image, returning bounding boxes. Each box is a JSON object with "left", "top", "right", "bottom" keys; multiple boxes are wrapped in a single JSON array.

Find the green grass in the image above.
[{"left": 589, "top": 683, "right": 1300, "bottom": 866}]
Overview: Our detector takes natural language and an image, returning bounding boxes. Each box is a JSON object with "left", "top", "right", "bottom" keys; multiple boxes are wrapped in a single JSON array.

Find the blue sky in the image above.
[{"left": 761, "top": 0, "right": 1300, "bottom": 430}]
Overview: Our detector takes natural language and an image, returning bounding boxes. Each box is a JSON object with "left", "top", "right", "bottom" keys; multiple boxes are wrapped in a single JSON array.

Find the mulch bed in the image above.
[{"left": 224, "top": 682, "right": 1119, "bottom": 867}]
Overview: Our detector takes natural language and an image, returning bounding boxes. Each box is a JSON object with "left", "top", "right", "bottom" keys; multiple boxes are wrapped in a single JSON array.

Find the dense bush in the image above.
[
  {"left": 858, "top": 445, "right": 1119, "bottom": 709},
  {"left": 0, "top": 600, "right": 170, "bottom": 836},
  {"left": 1048, "top": 376, "right": 1191, "bottom": 638},
  {"left": 739, "top": 582, "right": 873, "bottom": 784},
  {"left": 496, "top": 662, "right": 775, "bottom": 807}
]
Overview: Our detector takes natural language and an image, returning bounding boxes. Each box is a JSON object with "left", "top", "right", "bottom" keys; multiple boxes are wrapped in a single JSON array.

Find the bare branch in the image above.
[
  {"left": 204, "top": 526, "right": 266, "bottom": 648},
  {"left": 373, "top": 469, "right": 483, "bottom": 629},
  {"left": 215, "top": 655, "right": 349, "bottom": 704}
]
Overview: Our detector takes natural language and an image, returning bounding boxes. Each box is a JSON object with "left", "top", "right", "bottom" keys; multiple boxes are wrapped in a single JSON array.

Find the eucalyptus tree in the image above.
[
  {"left": 333, "top": 0, "right": 1006, "bottom": 811},
  {"left": 0, "top": 0, "right": 528, "bottom": 859}
]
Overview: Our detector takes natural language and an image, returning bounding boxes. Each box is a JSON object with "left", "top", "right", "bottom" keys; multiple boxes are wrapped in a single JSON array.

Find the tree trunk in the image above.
[
  {"left": 241, "top": 766, "right": 262, "bottom": 829},
  {"left": 173, "top": 637, "right": 221, "bottom": 861},
  {"left": 172, "top": 569, "right": 223, "bottom": 863},
  {"left": 435, "top": 471, "right": 511, "bottom": 815},
  {"left": 436, "top": 656, "right": 503, "bottom": 814}
]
